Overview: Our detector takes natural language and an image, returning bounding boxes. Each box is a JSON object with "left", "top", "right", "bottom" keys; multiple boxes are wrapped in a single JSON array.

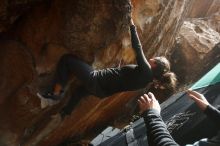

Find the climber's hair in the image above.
[
  {"left": 160, "top": 72, "right": 177, "bottom": 91},
  {"left": 152, "top": 56, "right": 170, "bottom": 79},
  {"left": 152, "top": 56, "right": 177, "bottom": 91}
]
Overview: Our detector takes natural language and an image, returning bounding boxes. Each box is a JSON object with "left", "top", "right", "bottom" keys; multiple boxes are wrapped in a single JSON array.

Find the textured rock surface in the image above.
[
  {"left": 188, "top": 0, "right": 220, "bottom": 18},
  {"left": 171, "top": 20, "right": 220, "bottom": 85},
  {"left": 0, "top": 0, "right": 44, "bottom": 32},
  {"left": 170, "top": 0, "right": 220, "bottom": 85},
  {"left": 188, "top": 0, "right": 220, "bottom": 33},
  {"left": 0, "top": 0, "right": 219, "bottom": 146}
]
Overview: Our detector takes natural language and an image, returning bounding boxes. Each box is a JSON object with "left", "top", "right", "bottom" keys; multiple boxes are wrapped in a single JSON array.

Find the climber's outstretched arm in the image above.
[{"left": 129, "top": 19, "right": 151, "bottom": 73}]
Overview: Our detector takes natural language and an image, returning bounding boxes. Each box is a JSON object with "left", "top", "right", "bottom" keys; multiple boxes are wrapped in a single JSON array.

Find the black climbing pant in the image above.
[{"left": 54, "top": 54, "right": 93, "bottom": 88}]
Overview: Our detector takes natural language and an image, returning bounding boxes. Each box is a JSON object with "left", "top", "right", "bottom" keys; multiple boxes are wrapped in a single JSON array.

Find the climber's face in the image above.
[{"left": 149, "top": 58, "right": 157, "bottom": 69}]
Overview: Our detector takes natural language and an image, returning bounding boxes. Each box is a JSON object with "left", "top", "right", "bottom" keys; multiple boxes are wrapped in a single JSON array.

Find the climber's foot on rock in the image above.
[
  {"left": 37, "top": 92, "right": 63, "bottom": 109},
  {"left": 39, "top": 91, "right": 64, "bottom": 100}
]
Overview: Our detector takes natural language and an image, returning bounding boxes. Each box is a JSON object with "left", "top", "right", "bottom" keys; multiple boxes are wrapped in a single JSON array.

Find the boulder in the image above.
[{"left": 2, "top": 0, "right": 219, "bottom": 145}]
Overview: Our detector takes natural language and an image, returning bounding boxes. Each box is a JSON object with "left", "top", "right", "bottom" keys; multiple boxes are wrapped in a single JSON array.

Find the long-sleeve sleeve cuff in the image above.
[
  {"left": 142, "top": 109, "right": 161, "bottom": 118},
  {"left": 204, "top": 105, "right": 220, "bottom": 128}
]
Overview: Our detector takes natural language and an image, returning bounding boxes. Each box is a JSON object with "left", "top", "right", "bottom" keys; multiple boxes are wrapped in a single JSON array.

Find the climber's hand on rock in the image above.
[{"left": 125, "top": 0, "right": 133, "bottom": 26}]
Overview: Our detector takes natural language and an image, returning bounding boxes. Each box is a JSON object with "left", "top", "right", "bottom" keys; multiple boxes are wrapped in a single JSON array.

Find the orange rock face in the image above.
[{"left": 0, "top": 0, "right": 219, "bottom": 146}]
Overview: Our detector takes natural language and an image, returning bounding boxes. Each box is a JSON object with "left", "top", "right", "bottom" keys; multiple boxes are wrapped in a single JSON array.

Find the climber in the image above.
[
  {"left": 38, "top": 18, "right": 176, "bottom": 100},
  {"left": 37, "top": 17, "right": 177, "bottom": 117}
]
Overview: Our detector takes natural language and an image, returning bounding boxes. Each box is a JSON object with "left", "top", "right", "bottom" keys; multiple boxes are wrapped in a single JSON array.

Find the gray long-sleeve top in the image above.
[{"left": 142, "top": 105, "right": 220, "bottom": 146}]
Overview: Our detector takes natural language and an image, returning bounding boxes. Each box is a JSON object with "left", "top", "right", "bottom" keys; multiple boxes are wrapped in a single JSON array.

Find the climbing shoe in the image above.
[
  {"left": 39, "top": 91, "right": 64, "bottom": 100},
  {"left": 37, "top": 93, "right": 57, "bottom": 108}
]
